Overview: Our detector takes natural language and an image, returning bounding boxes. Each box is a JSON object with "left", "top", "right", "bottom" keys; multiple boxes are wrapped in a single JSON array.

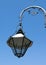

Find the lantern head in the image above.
[{"left": 7, "top": 28, "right": 33, "bottom": 58}]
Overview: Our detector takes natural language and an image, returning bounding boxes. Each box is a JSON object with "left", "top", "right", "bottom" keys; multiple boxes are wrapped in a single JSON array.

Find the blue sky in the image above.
[{"left": 0, "top": 0, "right": 46, "bottom": 65}]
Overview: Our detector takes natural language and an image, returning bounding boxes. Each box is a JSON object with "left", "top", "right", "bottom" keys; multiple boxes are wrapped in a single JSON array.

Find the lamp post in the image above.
[
  {"left": 7, "top": 6, "right": 46, "bottom": 58},
  {"left": 20, "top": 6, "right": 46, "bottom": 28}
]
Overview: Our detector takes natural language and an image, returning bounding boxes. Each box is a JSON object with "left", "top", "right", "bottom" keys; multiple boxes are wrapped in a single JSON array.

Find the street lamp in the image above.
[
  {"left": 7, "top": 27, "right": 33, "bottom": 58},
  {"left": 7, "top": 6, "right": 46, "bottom": 58}
]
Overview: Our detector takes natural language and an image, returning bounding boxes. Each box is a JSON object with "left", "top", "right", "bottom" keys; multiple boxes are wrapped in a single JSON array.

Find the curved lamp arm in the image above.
[{"left": 20, "top": 6, "right": 46, "bottom": 28}]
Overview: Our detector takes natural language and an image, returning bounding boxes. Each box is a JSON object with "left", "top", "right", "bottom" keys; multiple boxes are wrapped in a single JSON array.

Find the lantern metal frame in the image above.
[{"left": 7, "top": 28, "right": 33, "bottom": 58}]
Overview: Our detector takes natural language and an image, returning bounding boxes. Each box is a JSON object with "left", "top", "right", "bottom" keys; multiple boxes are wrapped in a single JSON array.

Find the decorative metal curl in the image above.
[{"left": 20, "top": 6, "right": 46, "bottom": 28}]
